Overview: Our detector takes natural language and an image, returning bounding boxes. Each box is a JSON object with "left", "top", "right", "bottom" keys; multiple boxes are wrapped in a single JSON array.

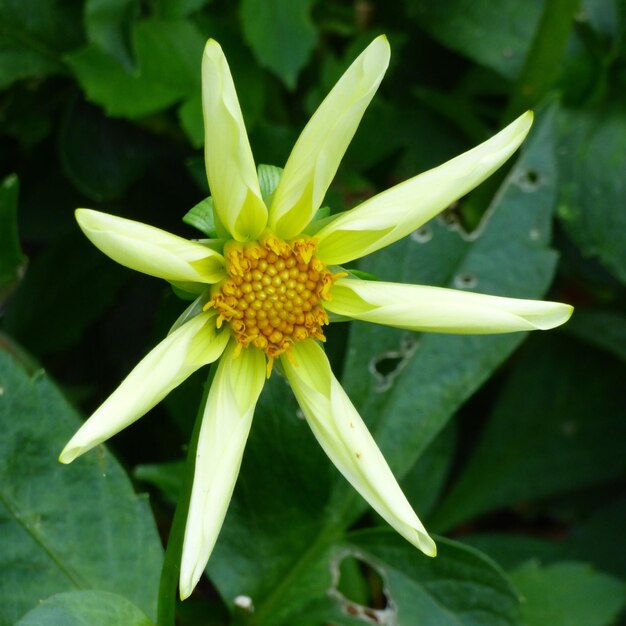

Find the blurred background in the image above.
[{"left": 1, "top": 1, "right": 625, "bottom": 625}]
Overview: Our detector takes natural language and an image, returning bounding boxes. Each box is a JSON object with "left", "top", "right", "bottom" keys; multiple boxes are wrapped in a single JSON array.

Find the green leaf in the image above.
[
  {"left": 0, "top": 175, "right": 27, "bottom": 306},
  {"left": 178, "top": 93, "right": 203, "bottom": 148},
  {"left": 182, "top": 197, "right": 218, "bottom": 238},
  {"left": 505, "top": 0, "right": 581, "bottom": 118},
  {"left": 565, "top": 307, "right": 626, "bottom": 362},
  {"left": 0, "top": 349, "right": 163, "bottom": 625},
  {"left": 155, "top": 0, "right": 212, "bottom": 18},
  {"left": 85, "top": 0, "right": 139, "bottom": 71},
  {"left": 406, "top": 0, "right": 543, "bottom": 80},
  {"left": 240, "top": 0, "right": 317, "bottom": 88},
  {"left": 16, "top": 591, "right": 153, "bottom": 626},
  {"left": 344, "top": 531, "right": 521, "bottom": 626},
  {"left": 399, "top": 422, "right": 456, "bottom": 519},
  {"left": 66, "top": 19, "right": 204, "bottom": 118},
  {"left": 335, "top": 106, "right": 561, "bottom": 523},
  {"left": 510, "top": 561, "right": 626, "bottom": 626},
  {"left": 134, "top": 461, "right": 184, "bottom": 505},
  {"left": 345, "top": 100, "right": 418, "bottom": 171},
  {"left": 430, "top": 334, "right": 626, "bottom": 532},
  {"left": 0, "top": 43, "right": 59, "bottom": 91},
  {"left": 0, "top": 0, "right": 82, "bottom": 89},
  {"left": 59, "top": 99, "right": 158, "bottom": 201},
  {"left": 465, "top": 497, "right": 626, "bottom": 578},
  {"left": 556, "top": 107, "right": 626, "bottom": 285},
  {"left": 462, "top": 534, "right": 563, "bottom": 572},
  {"left": 564, "top": 497, "right": 626, "bottom": 579},
  {"left": 582, "top": 0, "right": 621, "bottom": 39},
  {"left": 3, "top": 233, "right": 126, "bottom": 355},
  {"left": 1, "top": 83, "right": 55, "bottom": 148}
]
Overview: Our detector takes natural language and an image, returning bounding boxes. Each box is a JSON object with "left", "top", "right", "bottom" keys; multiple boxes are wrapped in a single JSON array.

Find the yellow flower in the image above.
[{"left": 59, "top": 36, "right": 573, "bottom": 599}]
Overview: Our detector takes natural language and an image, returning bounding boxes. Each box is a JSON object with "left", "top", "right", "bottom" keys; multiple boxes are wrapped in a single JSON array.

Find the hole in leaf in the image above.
[
  {"left": 436, "top": 207, "right": 473, "bottom": 241},
  {"left": 373, "top": 354, "right": 403, "bottom": 378},
  {"left": 369, "top": 335, "right": 418, "bottom": 392},
  {"left": 332, "top": 554, "right": 393, "bottom": 623},
  {"left": 454, "top": 272, "right": 478, "bottom": 289},
  {"left": 516, "top": 167, "right": 541, "bottom": 191},
  {"left": 410, "top": 225, "right": 432, "bottom": 243}
]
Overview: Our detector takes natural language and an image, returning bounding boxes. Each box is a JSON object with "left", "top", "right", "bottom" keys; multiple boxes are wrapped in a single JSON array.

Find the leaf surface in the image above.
[
  {"left": 0, "top": 350, "right": 162, "bottom": 625},
  {"left": 240, "top": 0, "right": 317, "bottom": 88},
  {"left": 431, "top": 335, "right": 626, "bottom": 531},
  {"left": 16, "top": 591, "right": 153, "bottom": 626}
]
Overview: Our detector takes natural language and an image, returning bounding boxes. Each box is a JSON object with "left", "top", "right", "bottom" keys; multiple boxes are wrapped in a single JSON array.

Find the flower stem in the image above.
[{"left": 156, "top": 366, "right": 217, "bottom": 626}]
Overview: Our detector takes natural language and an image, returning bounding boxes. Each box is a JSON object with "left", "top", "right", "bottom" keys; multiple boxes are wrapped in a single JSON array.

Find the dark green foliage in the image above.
[{"left": 1, "top": 1, "right": 625, "bottom": 624}]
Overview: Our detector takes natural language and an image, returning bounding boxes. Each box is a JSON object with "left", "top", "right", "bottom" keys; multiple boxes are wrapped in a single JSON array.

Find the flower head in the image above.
[{"left": 59, "top": 36, "right": 573, "bottom": 599}]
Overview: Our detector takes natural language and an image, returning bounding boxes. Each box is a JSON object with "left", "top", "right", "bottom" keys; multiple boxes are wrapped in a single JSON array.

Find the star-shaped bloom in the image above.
[{"left": 60, "top": 36, "right": 573, "bottom": 599}]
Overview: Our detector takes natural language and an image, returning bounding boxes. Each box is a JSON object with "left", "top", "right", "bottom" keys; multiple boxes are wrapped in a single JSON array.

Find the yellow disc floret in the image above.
[{"left": 206, "top": 235, "right": 342, "bottom": 375}]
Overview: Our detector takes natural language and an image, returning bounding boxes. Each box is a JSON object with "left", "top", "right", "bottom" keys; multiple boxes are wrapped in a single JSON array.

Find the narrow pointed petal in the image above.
[
  {"left": 202, "top": 40, "right": 267, "bottom": 241},
  {"left": 268, "top": 36, "right": 391, "bottom": 240},
  {"left": 326, "top": 278, "right": 574, "bottom": 333},
  {"left": 59, "top": 313, "right": 229, "bottom": 464},
  {"left": 76, "top": 209, "right": 226, "bottom": 284},
  {"left": 282, "top": 340, "right": 436, "bottom": 557},
  {"left": 316, "top": 112, "right": 534, "bottom": 265},
  {"left": 180, "top": 343, "right": 266, "bottom": 599}
]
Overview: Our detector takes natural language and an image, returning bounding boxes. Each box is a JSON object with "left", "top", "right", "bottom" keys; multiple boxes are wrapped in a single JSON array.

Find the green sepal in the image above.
[
  {"left": 195, "top": 238, "right": 227, "bottom": 254},
  {"left": 312, "top": 205, "right": 331, "bottom": 221},
  {"left": 170, "top": 282, "right": 206, "bottom": 301},
  {"left": 182, "top": 196, "right": 219, "bottom": 237},
  {"left": 257, "top": 163, "right": 283, "bottom": 205},
  {"left": 168, "top": 290, "right": 211, "bottom": 333},
  {"left": 326, "top": 311, "right": 351, "bottom": 323},
  {"left": 347, "top": 269, "right": 380, "bottom": 281},
  {"left": 303, "top": 207, "right": 333, "bottom": 235}
]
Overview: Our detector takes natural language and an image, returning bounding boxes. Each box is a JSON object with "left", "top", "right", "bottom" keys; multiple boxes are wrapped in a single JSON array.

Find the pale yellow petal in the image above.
[
  {"left": 76, "top": 209, "right": 226, "bottom": 284},
  {"left": 59, "top": 313, "right": 229, "bottom": 463},
  {"left": 180, "top": 343, "right": 266, "bottom": 598},
  {"left": 202, "top": 40, "right": 267, "bottom": 240},
  {"left": 282, "top": 340, "right": 436, "bottom": 557},
  {"left": 268, "top": 36, "right": 390, "bottom": 239},
  {"left": 327, "top": 278, "right": 573, "bottom": 333},
  {"left": 317, "top": 111, "right": 534, "bottom": 265}
]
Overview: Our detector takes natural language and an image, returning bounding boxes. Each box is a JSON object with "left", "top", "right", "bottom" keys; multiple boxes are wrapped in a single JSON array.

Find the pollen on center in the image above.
[{"left": 206, "top": 235, "right": 340, "bottom": 374}]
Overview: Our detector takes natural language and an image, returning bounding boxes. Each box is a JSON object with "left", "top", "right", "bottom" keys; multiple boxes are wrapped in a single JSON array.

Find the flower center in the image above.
[{"left": 207, "top": 236, "right": 340, "bottom": 373}]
